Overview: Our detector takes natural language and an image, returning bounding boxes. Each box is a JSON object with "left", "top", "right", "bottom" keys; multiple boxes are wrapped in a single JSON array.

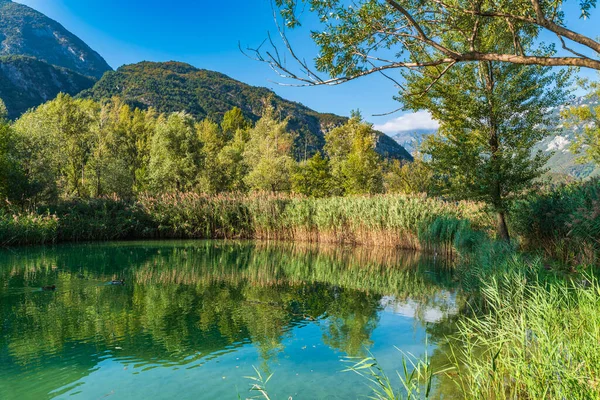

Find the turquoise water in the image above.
[{"left": 0, "top": 241, "right": 460, "bottom": 399}]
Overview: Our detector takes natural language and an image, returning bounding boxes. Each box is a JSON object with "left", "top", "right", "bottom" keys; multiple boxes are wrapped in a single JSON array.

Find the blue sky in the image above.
[{"left": 14, "top": 0, "right": 600, "bottom": 141}]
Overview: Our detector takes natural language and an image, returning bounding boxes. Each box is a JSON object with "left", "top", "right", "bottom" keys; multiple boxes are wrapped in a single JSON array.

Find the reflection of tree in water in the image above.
[
  {"left": 0, "top": 241, "right": 459, "bottom": 384},
  {"left": 321, "top": 288, "right": 382, "bottom": 356}
]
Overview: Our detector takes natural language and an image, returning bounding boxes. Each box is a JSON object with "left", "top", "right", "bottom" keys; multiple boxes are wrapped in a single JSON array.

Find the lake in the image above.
[{"left": 0, "top": 241, "right": 461, "bottom": 399}]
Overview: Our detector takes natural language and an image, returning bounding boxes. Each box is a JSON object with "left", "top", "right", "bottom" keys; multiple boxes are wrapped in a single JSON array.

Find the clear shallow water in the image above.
[{"left": 0, "top": 241, "right": 461, "bottom": 399}]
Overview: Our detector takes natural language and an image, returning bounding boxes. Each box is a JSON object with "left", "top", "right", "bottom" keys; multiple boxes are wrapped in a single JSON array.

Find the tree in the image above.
[
  {"left": 243, "top": 105, "right": 295, "bottom": 192},
  {"left": 292, "top": 151, "right": 334, "bottom": 197},
  {"left": 221, "top": 107, "right": 251, "bottom": 140},
  {"left": 342, "top": 130, "right": 384, "bottom": 195},
  {"left": 218, "top": 124, "right": 251, "bottom": 193},
  {"left": 0, "top": 119, "right": 27, "bottom": 204},
  {"left": 148, "top": 112, "right": 203, "bottom": 193},
  {"left": 253, "top": 0, "right": 600, "bottom": 91},
  {"left": 86, "top": 98, "right": 156, "bottom": 198},
  {"left": 197, "top": 118, "right": 229, "bottom": 194},
  {"left": 402, "top": 59, "right": 566, "bottom": 240},
  {"left": 384, "top": 155, "right": 433, "bottom": 194},
  {"left": 325, "top": 115, "right": 383, "bottom": 195},
  {"left": 0, "top": 99, "right": 7, "bottom": 120},
  {"left": 562, "top": 81, "right": 600, "bottom": 165},
  {"left": 13, "top": 94, "right": 96, "bottom": 200}
]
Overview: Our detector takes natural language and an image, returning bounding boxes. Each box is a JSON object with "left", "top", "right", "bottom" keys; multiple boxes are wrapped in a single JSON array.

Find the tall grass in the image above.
[
  {"left": 449, "top": 264, "right": 600, "bottom": 399},
  {"left": 512, "top": 178, "right": 600, "bottom": 264},
  {"left": 0, "top": 210, "right": 58, "bottom": 246},
  {"left": 138, "top": 192, "right": 491, "bottom": 250},
  {"left": 0, "top": 193, "right": 492, "bottom": 249}
]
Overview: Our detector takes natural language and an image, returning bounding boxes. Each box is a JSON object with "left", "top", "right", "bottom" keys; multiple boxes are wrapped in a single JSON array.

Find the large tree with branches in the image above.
[{"left": 249, "top": 0, "right": 599, "bottom": 88}]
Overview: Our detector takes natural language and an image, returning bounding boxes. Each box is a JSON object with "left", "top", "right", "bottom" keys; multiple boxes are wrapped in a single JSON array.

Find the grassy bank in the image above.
[
  {"left": 449, "top": 263, "right": 600, "bottom": 399},
  {"left": 0, "top": 193, "right": 492, "bottom": 250}
]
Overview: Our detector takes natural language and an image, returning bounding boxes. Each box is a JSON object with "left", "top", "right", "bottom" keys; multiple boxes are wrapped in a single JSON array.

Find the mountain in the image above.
[
  {"left": 534, "top": 97, "right": 600, "bottom": 181},
  {"left": 0, "top": 0, "right": 111, "bottom": 79},
  {"left": 386, "top": 97, "right": 600, "bottom": 181},
  {"left": 79, "top": 61, "right": 412, "bottom": 160},
  {"left": 0, "top": 55, "right": 96, "bottom": 118}
]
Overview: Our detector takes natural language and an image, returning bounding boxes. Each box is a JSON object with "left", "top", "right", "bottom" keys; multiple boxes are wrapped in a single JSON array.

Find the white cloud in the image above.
[
  {"left": 546, "top": 135, "right": 571, "bottom": 153},
  {"left": 374, "top": 111, "right": 440, "bottom": 134}
]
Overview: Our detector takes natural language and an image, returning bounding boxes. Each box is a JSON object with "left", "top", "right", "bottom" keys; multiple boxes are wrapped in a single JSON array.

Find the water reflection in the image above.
[{"left": 0, "top": 241, "right": 461, "bottom": 399}]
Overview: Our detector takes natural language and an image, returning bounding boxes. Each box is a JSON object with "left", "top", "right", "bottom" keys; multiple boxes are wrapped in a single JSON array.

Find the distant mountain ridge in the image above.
[
  {"left": 0, "top": 55, "right": 96, "bottom": 118},
  {"left": 0, "top": 0, "right": 111, "bottom": 78},
  {"left": 79, "top": 61, "right": 412, "bottom": 160}
]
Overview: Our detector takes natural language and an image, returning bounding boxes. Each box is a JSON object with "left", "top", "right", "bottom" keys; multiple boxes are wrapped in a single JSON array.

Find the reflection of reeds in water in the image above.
[
  {"left": 0, "top": 241, "right": 456, "bottom": 298},
  {"left": 128, "top": 241, "right": 455, "bottom": 298},
  {"left": 1, "top": 192, "right": 493, "bottom": 248}
]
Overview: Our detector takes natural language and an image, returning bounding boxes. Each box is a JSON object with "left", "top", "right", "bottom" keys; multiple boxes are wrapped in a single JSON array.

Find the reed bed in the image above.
[
  {"left": 0, "top": 210, "right": 58, "bottom": 246},
  {"left": 138, "top": 192, "right": 491, "bottom": 251},
  {"left": 449, "top": 263, "right": 600, "bottom": 399},
  {"left": 1, "top": 192, "right": 492, "bottom": 249}
]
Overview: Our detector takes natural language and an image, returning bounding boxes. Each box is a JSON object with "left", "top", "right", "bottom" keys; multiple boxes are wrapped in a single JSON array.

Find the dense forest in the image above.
[{"left": 0, "top": 94, "right": 416, "bottom": 206}]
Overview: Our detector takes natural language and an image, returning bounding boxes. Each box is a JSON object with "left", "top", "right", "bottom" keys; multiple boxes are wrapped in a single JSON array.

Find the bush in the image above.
[
  {"left": 48, "top": 197, "right": 154, "bottom": 242},
  {"left": 511, "top": 179, "right": 600, "bottom": 262}
]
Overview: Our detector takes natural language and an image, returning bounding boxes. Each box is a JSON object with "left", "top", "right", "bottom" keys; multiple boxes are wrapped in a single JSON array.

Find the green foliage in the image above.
[
  {"left": 384, "top": 155, "right": 433, "bottom": 195},
  {"left": 0, "top": 98, "right": 7, "bottom": 119},
  {"left": 148, "top": 112, "right": 203, "bottom": 193},
  {"left": 0, "top": 193, "right": 492, "bottom": 248},
  {"left": 0, "top": 209, "right": 58, "bottom": 246},
  {"left": 243, "top": 105, "right": 295, "bottom": 192},
  {"left": 291, "top": 151, "right": 334, "bottom": 197},
  {"left": 221, "top": 106, "right": 251, "bottom": 139},
  {"left": 325, "top": 116, "right": 384, "bottom": 195},
  {"left": 0, "top": 119, "right": 27, "bottom": 202},
  {"left": 86, "top": 97, "right": 155, "bottom": 198},
  {"left": 272, "top": 0, "right": 598, "bottom": 82},
  {"left": 13, "top": 93, "right": 98, "bottom": 200},
  {"left": 343, "top": 348, "right": 447, "bottom": 400},
  {"left": 405, "top": 60, "right": 565, "bottom": 210},
  {"left": 401, "top": 54, "right": 567, "bottom": 240},
  {"left": 450, "top": 267, "right": 600, "bottom": 400},
  {"left": 48, "top": 198, "right": 153, "bottom": 242},
  {"left": 196, "top": 118, "right": 229, "bottom": 194},
  {"left": 8, "top": 93, "right": 404, "bottom": 203},
  {"left": 562, "top": 81, "right": 600, "bottom": 164},
  {"left": 511, "top": 178, "right": 600, "bottom": 263},
  {"left": 218, "top": 128, "right": 250, "bottom": 192},
  {"left": 79, "top": 61, "right": 410, "bottom": 161}
]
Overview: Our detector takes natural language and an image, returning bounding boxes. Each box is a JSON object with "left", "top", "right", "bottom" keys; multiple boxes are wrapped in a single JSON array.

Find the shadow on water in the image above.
[{"left": 0, "top": 240, "right": 463, "bottom": 399}]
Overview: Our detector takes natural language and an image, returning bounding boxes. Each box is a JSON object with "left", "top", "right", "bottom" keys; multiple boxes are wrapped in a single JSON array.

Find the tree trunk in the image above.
[
  {"left": 482, "top": 61, "right": 511, "bottom": 243},
  {"left": 496, "top": 211, "right": 510, "bottom": 242}
]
